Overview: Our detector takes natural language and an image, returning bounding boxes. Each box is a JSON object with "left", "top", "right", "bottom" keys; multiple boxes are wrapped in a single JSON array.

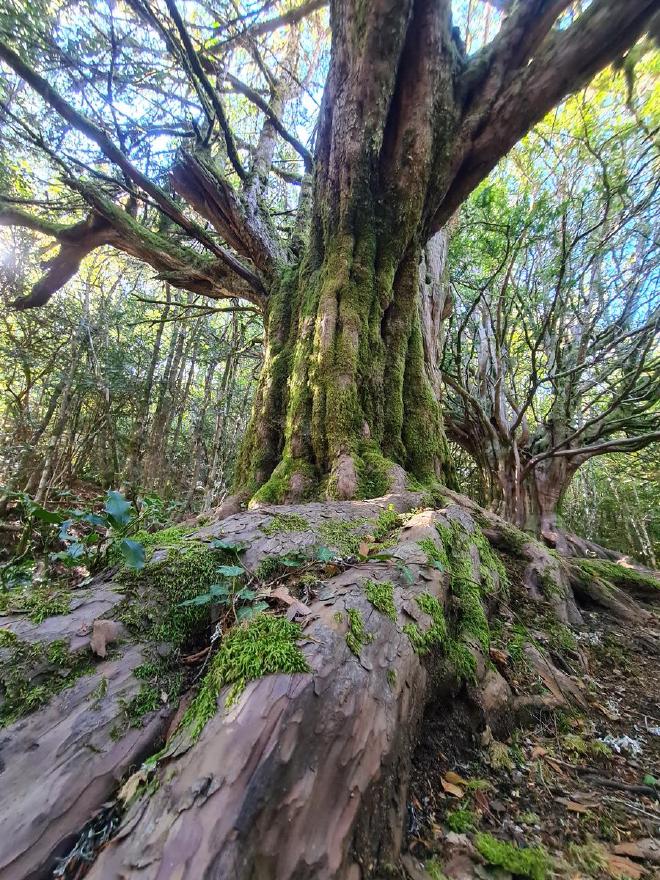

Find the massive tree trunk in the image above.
[{"left": 236, "top": 1, "right": 459, "bottom": 503}]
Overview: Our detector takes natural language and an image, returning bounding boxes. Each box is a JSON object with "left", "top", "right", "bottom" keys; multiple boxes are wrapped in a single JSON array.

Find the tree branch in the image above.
[{"left": 430, "top": 0, "right": 659, "bottom": 233}]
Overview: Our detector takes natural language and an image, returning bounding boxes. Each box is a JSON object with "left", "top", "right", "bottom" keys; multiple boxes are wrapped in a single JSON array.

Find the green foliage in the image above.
[
  {"left": 474, "top": 833, "right": 552, "bottom": 880},
  {"left": 363, "top": 579, "right": 396, "bottom": 621},
  {"left": 182, "top": 615, "right": 309, "bottom": 738}
]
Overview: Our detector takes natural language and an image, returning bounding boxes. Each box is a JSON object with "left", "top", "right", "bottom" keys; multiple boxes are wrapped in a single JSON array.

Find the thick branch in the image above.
[{"left": 431, "top": 0, "right": 659, "bottom": 232}]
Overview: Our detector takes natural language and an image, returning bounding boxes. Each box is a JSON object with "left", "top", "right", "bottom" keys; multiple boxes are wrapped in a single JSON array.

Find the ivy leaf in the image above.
[
  {"left": 209, "top": 583, "right": 230, "bottom": 597},
  {"left": 316, "top": 545, "right": 336, "bottom": 563},
  {"left": 236, "top": 587, "right": 257, "bottom": 600},
  {"left": 66, "top": 542, "right": 86, "bottom": 560},
  {"left": 216, "top": 564, "right": 244, "bottom": 578},
  {"left": 59, "top": 519, "right": 76, "bottom": 542},
  {"left": 104, "top": 491, "right": 133, "bottom": 528},
  {"left": 119, "top": 538, "right": 146, "bottom": 570},
  {"left": 236, "top": 601, "right": 268, "bottom": 621},
  {"left": 179, "top": 593, "right": 213, "bottom": 607},
  {"left": 31, "top": 506, "right": 64, "bottom": 524},
  {"left": 211, "top": 538, "right": 247, "bottom": 552}
]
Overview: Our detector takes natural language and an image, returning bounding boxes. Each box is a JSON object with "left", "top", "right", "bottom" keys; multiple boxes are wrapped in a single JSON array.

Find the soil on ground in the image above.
[{"left": 404, "top": 603, "right": 660, "bottom": 880}]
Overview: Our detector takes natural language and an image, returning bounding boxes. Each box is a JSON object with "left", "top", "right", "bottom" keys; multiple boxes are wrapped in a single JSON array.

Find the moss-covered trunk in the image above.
[{"left": 237, "top": 0, "right": 460, "bottom": 502}]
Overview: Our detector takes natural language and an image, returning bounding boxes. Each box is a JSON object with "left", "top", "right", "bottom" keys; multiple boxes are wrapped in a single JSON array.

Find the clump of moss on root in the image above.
[
  {"left": 345, "top": 608, "right": 374, "bottom": 656},
  {"left": 0, "top": 636, "right": 92, "bottom": 728},
  {"left": 474, "top": 833, "right": 553, "bottom": 880},
  {"left": 261, "top": 512, "right": 309, "bottom": 536},
  {"left": 363, "top": 579, "right": 397, "bottom": 621},
  {"left": 181, "top": 614, "right": 309, "bottom": 739}
]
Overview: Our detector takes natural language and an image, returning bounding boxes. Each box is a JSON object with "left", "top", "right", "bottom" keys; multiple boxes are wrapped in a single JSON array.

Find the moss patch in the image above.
[
  {"left": 474, "top": 833, "right": 552, "bottom": 880},
  {"left": 318, "top": 518, "right": 365, "bottom": 556},
  {"left": 261, "top": 513, "right": 309, "bottom": 536},
  {"left": 364, "top": 579, "right": 396, "bottom": 620},
  {"left": 117, "top": 544, "right": 225, "bottom": 647},
  {"left": 403, "top": 592, "right": 447, "bottom": 655},
  {"left": 182, "top": 614, "right": 309, "bottom": 739},
  {"left": 574, "top": 559, "right": 659, "bottom": 594},
  {"left": 345, "top": 607, "right": 374, "bottom": 656},
  {"left": 0, "top": 637, "right": 92, "bottom": 728}
]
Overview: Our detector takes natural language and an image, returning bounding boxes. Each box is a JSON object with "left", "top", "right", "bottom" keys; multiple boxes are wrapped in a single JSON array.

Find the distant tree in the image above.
[
  {"left": 442, "top": 70, "right": 659, "bottom": 539},
  {"left": 1, "top": 0, "right": 658, "bottom": 504}
]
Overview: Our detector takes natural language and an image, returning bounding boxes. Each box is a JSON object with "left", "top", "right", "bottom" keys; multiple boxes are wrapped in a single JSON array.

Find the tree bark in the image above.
[{"left": 236, "top": 1, "right": 460, "bottom": 503}]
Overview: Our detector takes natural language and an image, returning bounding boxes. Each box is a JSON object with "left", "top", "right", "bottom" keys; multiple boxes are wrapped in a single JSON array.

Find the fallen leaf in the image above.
[
  {"left": 118, "top": 769, "right": 148, "bottom": 804},
  {"left": 358, "top": 541, "right": 371, "bottom": 557},
  {"left": 555, "top": 797, "right": 597, "bottom": 813},
  {"left": 270, "top": 586, "right": 311, "bottom": 617},
  {"left": 531, "top": 745, "right": 547, "bottom": 759},
  {"left": 444, "top": 770, "right": 468, "bottom": 786},
  {"left": 489, "top": 647, "right": 508, "bottom": 666},
  {"left": 544, "top": 756, "right": 566, "bottom": 775},
  {"left": 441, "top": 778, "right": 464, "bottom": 797},
  {"left": 614, "top": 839, "right": 660, "bottom": 864},
  {"left": 90, "top": 619, "right": 126, "bottom": 658},
  {"left": 606, "top": 855, "right": 644, "bottom": 879}
]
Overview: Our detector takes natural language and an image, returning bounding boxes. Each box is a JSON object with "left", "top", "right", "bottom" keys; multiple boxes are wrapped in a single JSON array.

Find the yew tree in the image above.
[{"left": 1, "top": 0, "right": 658, "bottom": 506}]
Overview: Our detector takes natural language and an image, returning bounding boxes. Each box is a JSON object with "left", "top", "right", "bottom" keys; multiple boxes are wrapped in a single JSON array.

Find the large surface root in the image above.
[{"left": 0, "top": 489, "right": 656, "bottom": 879}]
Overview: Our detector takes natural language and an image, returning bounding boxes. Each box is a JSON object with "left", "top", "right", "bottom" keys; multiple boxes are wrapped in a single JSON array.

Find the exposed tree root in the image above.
[{"left": 0, "top": 490, "right": 657, "bottom": 879}]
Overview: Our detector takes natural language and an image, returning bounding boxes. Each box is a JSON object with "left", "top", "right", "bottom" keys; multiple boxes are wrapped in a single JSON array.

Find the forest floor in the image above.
[{"left": 403, "top": 601, "right": 660, "bottom": 880}]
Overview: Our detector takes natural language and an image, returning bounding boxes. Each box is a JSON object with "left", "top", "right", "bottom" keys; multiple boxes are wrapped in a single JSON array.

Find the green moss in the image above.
[
  {"left": 574, "top": 559, "right": 659, "bottom": 593},
  {"left": 446, "top": 639, "right": 477, "bottom": 682},
  {"left": 120, "top": 684, "right": 162, "bottom": 727},
  {"left": 345, "top": 607, "right": 373, "bottom": 656},
  {"left": 446, "top": 808, "right": 476, "bottom": 833},
  {"left": 128, "top": 525, "right": 194, "bottom": 555},
  {"left": 355, "top": 449, "right": 392, "bottom": 499},
  {"left": 0, "top": 637, "right": 92, "bottom": 728},
  {"left": 418, "top": 536, "right": 449, "bottom": 571},
  {"left": 89, "top": 676, "right": 108, "bottom": 706},
  {"left": 318, "top": 518, "right": 365, "bottom": 556},
  {"left": 436, "top": 520, "right": 490, "bottom": 652},
  {"left": 425, "top": 859, "right": 449, "bottom": 880},
  {"left": 371, "top": 505, "right": 400, "bottom": 542},
  {"left": 182, "top": 615, "right": 309, "bottom": 739},
  {"left": 251, "top": 457, "right": 317, "bottom": 505},
  {"left": 21, "top": 588, "right": 71, "bottom": 623},
  {"left": 261, "top": 513, "right": 309, "bottom": 536},
  {"left": 255, "top": 553, "right": 305, "bottom": 581},
  {"left": 404, "top": 592, "right": 447, "bottom": 654},
  {"left": 387, "top": 668, "right": 396, "bottom": 687},
  {"left": 566, "top": 841, "right": 608, "bottom": 876},
  {"left": 364, "top": 579, "right": 396, "bottom": 621},
  {"left": 474, "top": 833, "right": 552, "bottom": 880},
  {"left": 0, "top": 629, "right": 18, "bottom": 647},
  {"left": 117, "top": 544, "right": 224, "bottom": 647}
]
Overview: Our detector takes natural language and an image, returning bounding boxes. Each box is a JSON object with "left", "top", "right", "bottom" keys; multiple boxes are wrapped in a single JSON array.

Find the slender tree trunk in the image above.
[{"left": 122, "top": 285, "right": 171, "bottom": 496}]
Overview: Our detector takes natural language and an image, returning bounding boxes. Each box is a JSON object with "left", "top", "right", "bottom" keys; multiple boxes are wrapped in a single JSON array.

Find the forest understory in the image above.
[
  {"left": 1, "top": 0, "right": 659, "bottom": 878},
  {"left": 0, "top": 487, "right": 657, "bottom": 880}
]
